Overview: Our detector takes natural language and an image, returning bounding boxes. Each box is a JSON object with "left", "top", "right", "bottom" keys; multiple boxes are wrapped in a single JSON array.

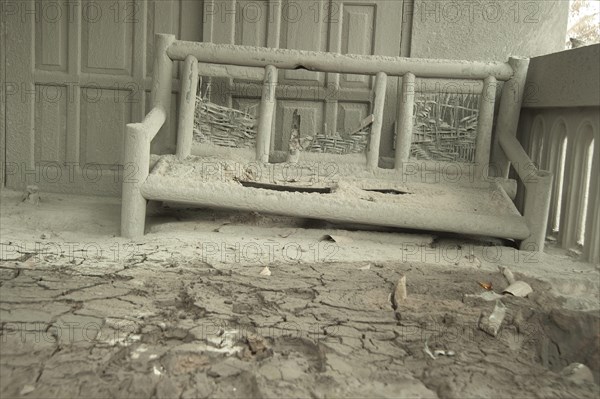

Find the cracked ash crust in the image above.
[{"left": 1, "top": 256, "right": 598, "bottom": 398}]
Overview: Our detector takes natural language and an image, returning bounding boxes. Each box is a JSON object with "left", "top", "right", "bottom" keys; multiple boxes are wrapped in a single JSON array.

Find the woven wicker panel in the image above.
[
  {"left": 193, "top": 97, "right": 370, "bottom": 154},
  {"left": 409, "top": 93, "right": 480, "bottom": 163},
  {"left": 307, "top": 130, "right": 370, "bottom": 154},
  {"left": 193, "top": 97, "right": 258, "bottom": 148}
]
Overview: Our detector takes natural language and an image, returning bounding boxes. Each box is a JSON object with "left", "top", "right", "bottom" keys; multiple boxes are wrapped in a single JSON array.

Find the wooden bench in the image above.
[{"left": 121, "top": 33, "right": 553, "bottom": 252}]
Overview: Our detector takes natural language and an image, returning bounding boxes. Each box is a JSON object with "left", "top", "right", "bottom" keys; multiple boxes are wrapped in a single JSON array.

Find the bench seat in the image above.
[{"left": 143, "top": 155, "right": 529, "bottom": 240}]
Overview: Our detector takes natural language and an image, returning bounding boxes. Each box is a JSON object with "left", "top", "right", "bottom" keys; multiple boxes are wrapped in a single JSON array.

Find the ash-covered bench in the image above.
[{"left": 121, "top": 33, "right": 552, "bottom": 252}]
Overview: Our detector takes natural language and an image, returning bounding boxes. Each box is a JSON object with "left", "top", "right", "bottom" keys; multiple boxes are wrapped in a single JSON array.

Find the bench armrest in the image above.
[{"left": 498, "top": 131, "right": 553, "bottom": 251}]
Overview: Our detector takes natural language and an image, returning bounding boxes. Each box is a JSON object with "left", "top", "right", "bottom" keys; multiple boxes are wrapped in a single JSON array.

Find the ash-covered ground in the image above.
[{"left": 1, "top": 190, "right": 598, "bottom": 398}]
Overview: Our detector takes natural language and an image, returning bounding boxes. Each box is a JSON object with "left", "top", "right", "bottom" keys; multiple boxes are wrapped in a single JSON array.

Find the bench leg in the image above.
[
  {"left": 520, "top": 170, "right": 553, "bottom": 251},
  {"left": 121, "top": 124, "right": 150, "bottom": 238}
]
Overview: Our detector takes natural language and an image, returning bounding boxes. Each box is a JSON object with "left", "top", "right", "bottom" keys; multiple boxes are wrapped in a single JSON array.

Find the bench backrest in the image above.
[{"left": 150, "top": 34, "right": 526, "bottom": 181}]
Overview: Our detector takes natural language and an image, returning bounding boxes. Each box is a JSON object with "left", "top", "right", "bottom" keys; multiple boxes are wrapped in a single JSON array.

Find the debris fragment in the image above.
[
  {"left": 500, "top": 266, "right": 516, "bottom": 284},
  {"left": 206, "top": 329, "right": 244, "bottom": 355},
  {"left": 320, "top": 234, "right": 353, "bottom": 244},
  {"left": 246, "top": 335, "right": 269, "bottom": 355},
  {"left": 21, "top": 185, "right": 40, "bottom": 205},
  {"left": 259, "top": 266, "right": 271, "bottom": 276},
  {"left": 561, "top": 363, "right": 595, "bottom": 385},
  {"left": 478, "top": 281, "right": 493, "bottom": 291},
  {"left": 478, "top": 300, "right": 506, "bottom": 337},
  {"left": 358, "top": 264, "right": 371, "bottom": 270},
  {"left": 20, "top": 385, "right": 35, "bottom": 395},
  {"left": 278, "top": 230, "right": 296, "bottom": 238},
  {"left": 212, "top": 223, "right": 228, "bottom": 232},
  {"left": 392, "top": 275, "right": 407, "bottom": 308},
  {"left": 503, "top": 281, "right": 533, "bottom": 298},
  {"left": 287, "top": 110, "right": 302, "bottom": 163},
  {"left": 423, "top": 339, "right": 436, "bottom": 360},
  {"left": 239, "top": 335, "right": 272, "bottom": 360},
  {"left": 433, "top": 349, "right": 456, "bottom": 357}
]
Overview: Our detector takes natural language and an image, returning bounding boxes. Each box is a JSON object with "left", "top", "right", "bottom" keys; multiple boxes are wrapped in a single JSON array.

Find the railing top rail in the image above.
[{"left": 167, "top": 39, "right": 514, "bottom": 81}]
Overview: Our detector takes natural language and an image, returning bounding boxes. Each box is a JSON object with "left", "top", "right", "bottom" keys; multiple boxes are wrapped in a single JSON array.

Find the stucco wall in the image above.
[
  {"left": 409, "top": 0, "right": 569, "bottom": 61},
  {"left": 523, "top": 44, "right": 600, "bottom": 108}
]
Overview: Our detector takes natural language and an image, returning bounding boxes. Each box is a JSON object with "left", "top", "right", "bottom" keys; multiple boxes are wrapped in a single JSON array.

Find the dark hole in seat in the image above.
[
  {"left": 239, "top": 181, "right": 332, "bottom": 194},
  {"left": 294, "top": 64, "right": 311, "bottom": 71},
  {"left": 363, "top": 188, "right": 410, "bottom": 195}
]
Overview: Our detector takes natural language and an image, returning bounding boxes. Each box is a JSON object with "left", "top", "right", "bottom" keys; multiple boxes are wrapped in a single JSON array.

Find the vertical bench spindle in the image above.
[
  {"left": 256, "top": 65, "right": 278, "bottom": 162},
  {"left": 176, "top": 55, "right": 199, "bottom": 159},
  {"left": 395, "top": 73, "right": 416, "bottom": 169},
  {"left": 367, "top": 72, "right": 387, "bottom": 170},
  {"left": 474, "top": 76, "right": 497, "bottom": 179}
]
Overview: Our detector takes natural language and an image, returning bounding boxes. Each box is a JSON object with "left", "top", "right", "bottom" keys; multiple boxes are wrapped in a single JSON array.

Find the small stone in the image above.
[
  {"left": 20, "top": 385, "right": 35, "bottom": 395},
  {"left": 561, "top": 363, "right": 594, "bottom": 385},
  {"left": 22, "top": 185, "right": 40, "bottom": 205},
  {"left": 478, "top": 300, "right": 506, "bottom": 337},
  {"left": 392, "top": 275, "right": 407, "bottom": 308},
  {"left": 207, "top": 358, "right": 247, "bottom": 378}
]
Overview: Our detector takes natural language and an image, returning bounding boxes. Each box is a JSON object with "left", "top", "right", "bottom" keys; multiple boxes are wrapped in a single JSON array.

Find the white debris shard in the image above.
[
  {"left": 500, "top": 266, "right": 516, "bottom": 285},
  {"left": 20, "top": 385, "right": 35, "bottom": 395},
  {"left": 503, "top": 281, "right": 533, "bottom": 297},
  {"left": 478, "top": 300, "right": 507, "bottom": 337},
  {"left": 424, "top": 339, "right": 436, "bottom": 360},
  {"left": 392, "top": 275, "right": 407, "bottom": 308}
]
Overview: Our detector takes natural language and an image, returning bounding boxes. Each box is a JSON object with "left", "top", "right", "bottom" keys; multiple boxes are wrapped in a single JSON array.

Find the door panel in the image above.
[
  {"left": 34, "top": 86, "right": 68, "bottom": 164},
  {"left": 340, "top": 5, "right": 374, "bottom": 88},
  {"left": 235, "top": 0, "right": 269, "bottom": 47},
  {"left": 279, "top": 0, "right": 328, "bottom": 85},
  {"left": 35, "top": 0, "right": 69, "bottom": 72},
  {"left": 81, "top": 1, "right": 134, "bottom": 75},
  {"left": 80, "top": 89, "right": 133, "bottom": 166},
  {"left": 209, "top": 0, "right": 404, "bottom": 155}
]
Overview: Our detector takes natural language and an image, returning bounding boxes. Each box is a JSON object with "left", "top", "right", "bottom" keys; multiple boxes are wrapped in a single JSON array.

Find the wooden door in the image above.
[
  {"left": 4, "top": 0, "right": 204, "bottom": 194},
  {"left": 205, "top": 0, "right": 405, "bottom": 155}
]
